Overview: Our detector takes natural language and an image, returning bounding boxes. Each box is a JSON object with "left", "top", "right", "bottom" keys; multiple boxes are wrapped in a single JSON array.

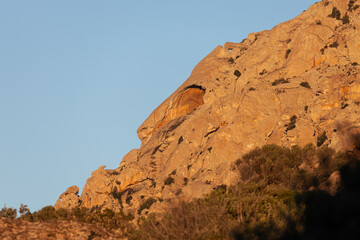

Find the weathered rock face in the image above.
[
  {"left": 54, "top": 186, "right": 80, "bottom": 210},
  {"left": 56, "top": 0, "right": 360, "bottom": 217}
]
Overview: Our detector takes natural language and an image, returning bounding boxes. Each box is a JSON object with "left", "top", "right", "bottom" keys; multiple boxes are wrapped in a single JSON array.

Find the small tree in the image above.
[
  {"left": 0, "top": 205, "right": 17, "bottom": 219},
  {"left": 19, "top": 204, "right": 31, "bottom": 220}
]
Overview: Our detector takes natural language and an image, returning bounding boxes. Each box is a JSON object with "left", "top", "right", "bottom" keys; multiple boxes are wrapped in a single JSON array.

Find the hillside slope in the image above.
[
  {"left": 55, "top": 0, "right": 360, "bottom": 218},
  {"left": 0, "top": 217, "right": 125, "bottom": 240}
]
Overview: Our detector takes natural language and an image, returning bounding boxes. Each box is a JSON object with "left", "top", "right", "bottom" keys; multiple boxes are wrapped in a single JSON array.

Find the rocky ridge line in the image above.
[{"left": 55, "top": 0, "right": 360, "bottom": 219}]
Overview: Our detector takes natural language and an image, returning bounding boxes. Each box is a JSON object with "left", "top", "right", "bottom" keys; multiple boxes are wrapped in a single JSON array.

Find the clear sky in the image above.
[{"left": 0, "top": 0, "right": 318, "bottom": 212}]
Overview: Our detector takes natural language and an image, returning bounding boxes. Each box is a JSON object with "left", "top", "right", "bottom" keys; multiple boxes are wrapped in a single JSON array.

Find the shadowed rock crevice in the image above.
[{"left": 152, "top": 85, "right": 205, "bottom": 134}]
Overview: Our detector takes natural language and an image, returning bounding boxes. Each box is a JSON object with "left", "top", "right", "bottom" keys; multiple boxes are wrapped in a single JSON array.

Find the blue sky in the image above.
[{"left": 0, "top": 0, "right": 317, "bottom": 212}]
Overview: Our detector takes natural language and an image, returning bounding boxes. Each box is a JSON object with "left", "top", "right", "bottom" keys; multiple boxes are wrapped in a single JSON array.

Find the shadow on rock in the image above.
[
  {"left": 234, "top": 134, "right": 360, "bottom": 240},
  {"left": 285, "top": 140, "right": 360, "bottom": 240}
]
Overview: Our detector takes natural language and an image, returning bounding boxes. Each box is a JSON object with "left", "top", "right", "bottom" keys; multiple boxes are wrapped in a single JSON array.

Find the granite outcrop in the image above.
[{"left": 55, "top": 0, "right": 360, "bottom": 218}]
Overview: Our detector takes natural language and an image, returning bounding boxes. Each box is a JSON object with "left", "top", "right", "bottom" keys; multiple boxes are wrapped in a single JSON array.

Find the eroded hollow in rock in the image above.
[
  {"left": 153, "top": 85, "right": 205, "bottom": 132},
  {"left": 173, "top": 85, "right": 205, "bottom": 116}
]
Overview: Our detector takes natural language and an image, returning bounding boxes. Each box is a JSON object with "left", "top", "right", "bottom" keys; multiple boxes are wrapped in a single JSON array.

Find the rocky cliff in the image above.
[{"left": 55, "top": 0, "right": 360, "bottom": 218}]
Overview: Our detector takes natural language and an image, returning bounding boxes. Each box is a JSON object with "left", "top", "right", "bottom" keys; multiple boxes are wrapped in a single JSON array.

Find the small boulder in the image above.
[{"left": 54, "top": 185, "right": 80, "bottom": 210}]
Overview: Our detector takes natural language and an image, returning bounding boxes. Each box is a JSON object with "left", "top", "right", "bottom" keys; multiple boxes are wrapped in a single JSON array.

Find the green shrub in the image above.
[
  {"left": 316, "top": 146, "right": 347, "bottom": 182},
  {"left": 329, "top": 41, "right": 339, "bottom": 48},
  {"left": 237, "top": 143, "right": 348, "bottom": 192},
  {"left": 130, "top": 183, "right": 298, "bottom": 240},
  {"left": 0, "top": 206, "right": 17, "bottom": 219},
  {"left": 138, "top": 198, "right": 157, "bottom": 214},
  {"left": 259, "top": 69, "right": 267, "bottom": 75},
  {"left": 175, "top": 189, "right": 182, "bottom": 196},
  {"left": 27, "top": 205, "right": 134, "bottom": 230},
  {"left": 32, "top": 206, "right": 57, "bottom": 221},
  {"left": 285, "top": 115, "right": 297, "bottom": 131},
  {"left": 272, "top": 78, "right": 289, "bottom": 86},
  {"left": 328, "top": 7, "right": 341, "bottom": 19},
  {"left": 348, "top": 0, "right": 359, "bottom": 11},
  {"left": 18, "top": 204, "right": 32, "bottom": 220},
  {"left": 128, "top": 143, "right": 351, "bottom": 240},
  {"left": 234, "top": 70, "right": 241, "bottom": 78},
  {"left": 126, "top": 196, "right": 133, "bottom": 204},
  {"left": 164, "top": 176, "right": 175, "bottom": 185},
  {"left": 300, "top": 81, "right": 311, "bottom": 89},
  {"left": 285, "top": 49, "right": 291, "bottom": 58},
  {"left": 110, "top": 187, "right": 125, "bottom": 207},
  {"left": 55, "top": 208, "right": 68, "bottom": 219},
  {"left": 317, "top": 131, "right": 328, "bottom": 147},
  {"left": 341, "top": 102, "right": 349, "bottom": 109},
  {"left": 342, "top": 13, "right": 350, "bottom": 24},
  {"left": 239, "top": 144, "right": 300, "bottom": 186},
  {"left": 15, "top": 143, "right": 351, "bottom": 240}
]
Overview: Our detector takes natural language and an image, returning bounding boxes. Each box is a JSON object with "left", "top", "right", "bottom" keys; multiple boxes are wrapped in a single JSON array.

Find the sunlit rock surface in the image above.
[{"left": 56, "top": 0, "right": 360, "bottom": 218}]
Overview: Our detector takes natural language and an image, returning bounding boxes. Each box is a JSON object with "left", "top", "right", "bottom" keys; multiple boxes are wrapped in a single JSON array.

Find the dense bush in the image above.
[
  {"left": 0, "top": 205, "right": 17, "bottom": 219},
  {"left": 234, "top": 70, "right": 241, "bottom": 78},
  {"left": 329, "top": 41, "right": 339, "bottom": 48},
  {"left": 328, "top": 7, "right": 341, "bottom": 19},
  {"left": 138, "top": 198, "right": 157, "bottom": 214},
  {"left": 317, "top": 131, "right": 328, "bottom": 147},
  {"left": 1, "top": 204, "right": 134, "bottom": 231},
  {"left": 129, "top": 144, "right": 350, "bottom": 239},
  {"left": 164, "top": 176, "right": 175, "bottom": 185},
  {"left": 285, "top": 49, "right": 291, "bottom": 59},
  {"left": 4, "top": 143, "right": 353, "bottom": 239},
  {"left": 237, "top": 144, "right": 315, "bottom": 190},
  {"left": 272, "top": 78, "right": 289, "bottom": 86},
  {"left": 300, "top": 81, "right": 311, "bottom": 89},
  {"left": 285, "top": 115, "right": 297, "bottom": 131},
  {"left": 236, "top": 144, "right": 346, "bottom": 191},
  {"left": 342, "top": 13, "right": 350, "bottom": 24},
  {"left": 129, "top": 183, "right": 298, "bottom": 240}
]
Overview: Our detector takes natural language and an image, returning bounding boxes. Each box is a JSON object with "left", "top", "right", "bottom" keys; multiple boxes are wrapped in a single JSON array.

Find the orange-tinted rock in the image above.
[
  {"left": 54, "top": 186, "right": 80, "bottom": 210},
  {"left": 56, "top": 0, "right": 360, "bottom": 217},
  {"left": 151, "top": 86, "right": 205, "bottom": 136}
]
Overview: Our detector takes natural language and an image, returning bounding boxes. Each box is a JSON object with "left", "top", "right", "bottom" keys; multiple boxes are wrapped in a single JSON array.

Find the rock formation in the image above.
[
  {"left": 54, "top": 186, "right": 80, "bottom": 209},
  {"left": 55, "top": 0, "right": 360, "bottom": 218}
]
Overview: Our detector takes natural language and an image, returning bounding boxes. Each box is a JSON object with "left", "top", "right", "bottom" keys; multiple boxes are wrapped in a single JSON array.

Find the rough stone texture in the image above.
[
  {"left": 54, "top": 186, "right": 80, "bottom": 210},
  {"left": 56, "top": 0, "right": 360, "bottom": 218},
  {"left": 0, "top": 217, "right": 125, "bottom": 240},
  {"left": 326, "top": 171, "right": 342, "bottom": 194}
]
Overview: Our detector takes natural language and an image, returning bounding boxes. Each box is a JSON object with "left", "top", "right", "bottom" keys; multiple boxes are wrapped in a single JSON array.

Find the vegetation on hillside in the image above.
[
  {"left": 129, "top": 144, "right": 355, "bottom": 240},
  {"left": 2, "top": 142, "right": 360, "bottom": 239},
  {"left": 1, "top": 204, "right": 134, "bottom": 233}
]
